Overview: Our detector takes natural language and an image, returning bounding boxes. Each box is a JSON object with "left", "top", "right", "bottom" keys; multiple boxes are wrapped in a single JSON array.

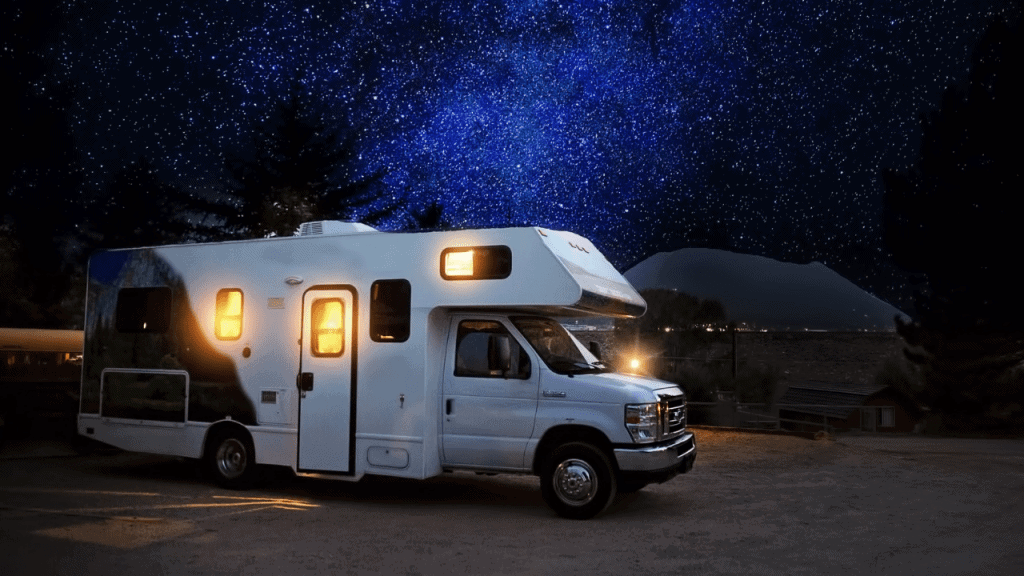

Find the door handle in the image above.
[
  {"left": 446, "top": 399, "right": 452, "bottom": 415},
  {"left": 298, "top": 372, "right": 314, "bottom": 392}
]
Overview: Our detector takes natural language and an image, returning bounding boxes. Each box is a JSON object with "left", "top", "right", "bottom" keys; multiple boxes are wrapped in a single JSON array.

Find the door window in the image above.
[
  {"left": 880, "top": 407, "right": 895, "bottom": 428},
  {"left": 454, "top": 320, "right": 530, "bottom": 379},
  {"left": 311, "top": 298, "right": 344, "bottom": 357}
]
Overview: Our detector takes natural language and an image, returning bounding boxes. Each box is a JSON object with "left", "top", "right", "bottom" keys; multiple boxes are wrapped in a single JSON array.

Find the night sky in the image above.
[{"left": 35, "top": 0, "right": 1021, "bottom": 310}]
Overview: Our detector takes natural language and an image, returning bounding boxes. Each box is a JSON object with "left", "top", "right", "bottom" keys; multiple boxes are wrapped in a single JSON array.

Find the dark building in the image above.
[{"left": 778, "top": 380, "right": 925, "bottom": 433}]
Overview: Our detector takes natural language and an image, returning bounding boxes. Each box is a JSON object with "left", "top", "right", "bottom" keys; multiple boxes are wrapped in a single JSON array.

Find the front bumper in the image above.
[{"left": 613, "top": 431, "right": 696, "bottom": 481}]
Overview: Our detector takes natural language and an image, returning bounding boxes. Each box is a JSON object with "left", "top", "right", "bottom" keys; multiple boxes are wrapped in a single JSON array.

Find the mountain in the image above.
[{"left": 624, "top": 248, "right": 908, "bottom": 331}]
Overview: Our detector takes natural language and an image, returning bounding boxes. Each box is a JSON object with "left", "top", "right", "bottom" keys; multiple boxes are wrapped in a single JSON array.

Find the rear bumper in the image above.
[{"left": 613, "top": 431, "right": 696, "bottom": 480}]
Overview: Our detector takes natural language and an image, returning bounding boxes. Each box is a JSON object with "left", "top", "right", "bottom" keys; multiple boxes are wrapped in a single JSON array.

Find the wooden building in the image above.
[{"left": 777, "top": 380, "right": 925, "bottom": 433}]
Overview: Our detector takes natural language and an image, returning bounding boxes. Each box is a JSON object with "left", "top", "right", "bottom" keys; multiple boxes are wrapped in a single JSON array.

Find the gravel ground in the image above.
[
  {"left": 676, "top": 428, "right": 1024, "bottom": 575},
  {"left": 1, "top": 428, "right": 1023, "bottom": 575}
]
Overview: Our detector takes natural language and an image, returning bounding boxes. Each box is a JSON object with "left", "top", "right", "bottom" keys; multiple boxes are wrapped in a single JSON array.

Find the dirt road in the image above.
[{"left": 1, "top": 429, "right": 1021, "bottom": 575}]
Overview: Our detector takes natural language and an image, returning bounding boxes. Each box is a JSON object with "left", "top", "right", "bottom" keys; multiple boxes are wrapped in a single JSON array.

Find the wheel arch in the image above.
[
  {"left": 531, "top": 424, "right": 616, "bottom": 474},
  {"left": 202, "top": 419, "right": 254, "bottom": 460}
]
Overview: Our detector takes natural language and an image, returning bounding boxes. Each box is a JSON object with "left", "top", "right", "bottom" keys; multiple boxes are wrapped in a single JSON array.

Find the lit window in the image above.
[
  {"left": 215, "top": 289, "right": 243, "bottom": 340},
  {"left": 440, "top": 245, "right": 512, "bottom": 280},
  {"left": 312, "top": 298, "right": 344, "bottom": 357},
  {"left": 444, "top": 250, "right": 475, "bottom": 277}
]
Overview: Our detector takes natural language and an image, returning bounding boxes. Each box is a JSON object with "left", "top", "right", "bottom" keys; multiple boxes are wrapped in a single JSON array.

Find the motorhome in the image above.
[{"left": 78, "top": 222, "right": 695, "bottom": 518}]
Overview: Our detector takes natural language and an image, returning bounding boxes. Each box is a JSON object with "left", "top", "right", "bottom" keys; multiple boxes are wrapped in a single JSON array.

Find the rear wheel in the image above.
[
  {"left": 540, "top": 442, "right": 617, "bottom": 519},
  {"left": 205, "top": 428, "right": 257, "bottom": 489}
]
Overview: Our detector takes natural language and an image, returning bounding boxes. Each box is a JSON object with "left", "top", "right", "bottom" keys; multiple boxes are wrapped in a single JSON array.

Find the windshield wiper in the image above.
[{"left": 551, "top": 359, "right": 606, "bottom": 375}]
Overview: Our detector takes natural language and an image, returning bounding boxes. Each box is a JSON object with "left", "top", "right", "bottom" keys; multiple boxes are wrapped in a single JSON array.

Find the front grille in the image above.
[{"left": 659, "top": 393, "right": 687, "bottom": 437}]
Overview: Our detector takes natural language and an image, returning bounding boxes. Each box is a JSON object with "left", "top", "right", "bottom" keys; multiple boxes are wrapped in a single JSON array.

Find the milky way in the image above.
[{"left": 47, "top": 0, "right": 1018, "bottom": 309}]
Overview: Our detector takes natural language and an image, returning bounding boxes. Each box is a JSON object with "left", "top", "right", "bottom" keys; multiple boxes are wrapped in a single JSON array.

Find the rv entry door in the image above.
[{"left": 298, "top": 286, "right": 356, "bottom": 474}]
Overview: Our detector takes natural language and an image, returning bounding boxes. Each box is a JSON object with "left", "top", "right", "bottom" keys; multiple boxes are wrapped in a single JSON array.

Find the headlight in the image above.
[{"left": 625, "top": 403, "right": 660, "bottom": 443}]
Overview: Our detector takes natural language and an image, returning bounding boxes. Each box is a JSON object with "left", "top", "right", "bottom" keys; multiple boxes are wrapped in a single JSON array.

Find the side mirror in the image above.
[{"left": 589, "top": 341, "right": 602, "bottom": 360}]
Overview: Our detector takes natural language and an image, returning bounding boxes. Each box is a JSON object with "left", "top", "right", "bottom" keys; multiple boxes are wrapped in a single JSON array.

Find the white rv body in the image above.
[{"left": 78, "top": 223, "right": 695, "bottom": 518}]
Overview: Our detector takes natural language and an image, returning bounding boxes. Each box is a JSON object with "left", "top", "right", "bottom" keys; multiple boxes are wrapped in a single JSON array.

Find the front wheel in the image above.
[
  {"left": 540, "top": 442, "right": 617, "bottom": 519},
  {"left": 205, "top": 428, "right": 257, "bottom": 489}
]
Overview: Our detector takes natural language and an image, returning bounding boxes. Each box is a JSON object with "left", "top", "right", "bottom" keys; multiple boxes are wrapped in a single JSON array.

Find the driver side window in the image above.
[{"left": 454, "top": 321, "right": 531, "bottom": 379}]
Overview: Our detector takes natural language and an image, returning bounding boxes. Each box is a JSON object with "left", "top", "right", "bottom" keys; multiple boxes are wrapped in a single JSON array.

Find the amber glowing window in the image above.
[
  {"left": 215, "top": 289, "right": 243, "bottom": 340},
  {"left": 311, "top": 298, "right": 344, "bottom": 357},
  {"left": 440, "top": 245, "right": 512, "bottom": 280}
]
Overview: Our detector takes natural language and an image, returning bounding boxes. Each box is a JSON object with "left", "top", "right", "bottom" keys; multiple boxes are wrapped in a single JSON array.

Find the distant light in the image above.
[{"left": 630, "top": 358, "right": 640, "bottom": 370}]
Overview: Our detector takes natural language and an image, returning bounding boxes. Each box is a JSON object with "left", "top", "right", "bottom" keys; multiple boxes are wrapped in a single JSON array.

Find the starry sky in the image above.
[{"left": 38, "top": 0, "right": 1021, "bottom": 311}]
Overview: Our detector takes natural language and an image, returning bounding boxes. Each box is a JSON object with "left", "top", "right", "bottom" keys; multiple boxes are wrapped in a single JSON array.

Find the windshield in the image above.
[{"left": 510, "top": 316, "right": 606, "bottom": 375}]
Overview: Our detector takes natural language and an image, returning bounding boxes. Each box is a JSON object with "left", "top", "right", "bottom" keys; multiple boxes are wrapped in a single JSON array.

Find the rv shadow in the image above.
[
  {"left": 89, "top": 453, "right": 207, "bottom": 485},
  {"left": 278, "top": 471, "right": 546, "bottom": 512},
  {"left": 82, "top": 453, "right": 560, "bottom": 515}
]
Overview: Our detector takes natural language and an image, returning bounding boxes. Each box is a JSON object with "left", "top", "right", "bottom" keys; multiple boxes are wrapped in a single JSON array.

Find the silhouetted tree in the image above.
[
  {"left": 615, "top": 288, "right": 729, "bottom": 361},
  {"left": 219, "top": 81, "right": 391, "bottom": 238},
  {"left": 624, "top": 288, "right": 728, "bottom": 334},
  {"left": 1, "top": 0, "right": 82, "bottom": 327},
  {"left": 82, "top": 156, "right": 215, "bottom": 250},
  {"left": 406, "top": 201, "right": 451, "bottom": 230},
  {"left": 882, "top": 11, "right": 1024, "bottom": 425}
]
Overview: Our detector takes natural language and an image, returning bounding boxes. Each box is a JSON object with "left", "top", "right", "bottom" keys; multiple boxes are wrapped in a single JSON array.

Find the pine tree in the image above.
[
  {"left": 2, "top": 0, "right": 82, "bottom": 327},
  {"left": 83, "top": 156, "right": 210, "bottom": 250},
  {"left": 220, "top": 82, "right": 389, "bottom": 238},
  {"left": 407, "top": 201, "right": 451, "bottom": 230}
]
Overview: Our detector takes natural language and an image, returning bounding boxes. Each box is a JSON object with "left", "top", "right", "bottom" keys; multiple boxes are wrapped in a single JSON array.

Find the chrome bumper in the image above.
[{"left": 614, "top": 431, "right": 696, "bottom": 472}]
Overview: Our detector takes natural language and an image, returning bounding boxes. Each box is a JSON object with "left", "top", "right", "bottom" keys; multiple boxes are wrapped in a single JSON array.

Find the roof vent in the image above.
[{"left": 298, "top": 221, "right": 378, "bottom": 236}]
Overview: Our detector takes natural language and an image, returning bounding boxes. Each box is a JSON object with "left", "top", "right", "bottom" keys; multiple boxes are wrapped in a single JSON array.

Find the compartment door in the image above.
[{"left": 298, "top": 287, "right": 356, "bottom": 473}]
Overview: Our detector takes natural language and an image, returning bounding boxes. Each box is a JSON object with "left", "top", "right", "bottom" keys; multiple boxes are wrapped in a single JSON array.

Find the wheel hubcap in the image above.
[
  {"left": 216, "top": 438, "right": 247, "bottom": 479},
  {"left": 553, "top": 458, "right": 598, "bottom": 506}
]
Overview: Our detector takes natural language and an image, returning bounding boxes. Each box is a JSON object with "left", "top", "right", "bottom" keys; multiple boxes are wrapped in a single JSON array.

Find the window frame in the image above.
[
  {"left": 115, "top": 287, "right": 172, "bottom": 334},
  {"left": 453, "top": 320, "right": 531, "bottom": 380},
  {"left": 440, "top": 245, "right": 512, "bottom": 280},
  {"left": 370, "top": 279, "right": 411, "bottom": 343},
  {"left": 214, "top": 288, "right": 244, "bottom": 341},
  {"left": 879, "top": 406, "right": 896, "bottom": 428},
  {"left": 311, "top": 297, "right": 345, "bottom": 358}
]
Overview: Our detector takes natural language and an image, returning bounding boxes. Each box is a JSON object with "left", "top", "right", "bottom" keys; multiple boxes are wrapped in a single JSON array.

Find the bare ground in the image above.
[
  {"left": 1, "top": 428, "right": 1022, "bottom": 575},
  {"left": 666, "top": 428, "right": 1024, "bottom": 575}
]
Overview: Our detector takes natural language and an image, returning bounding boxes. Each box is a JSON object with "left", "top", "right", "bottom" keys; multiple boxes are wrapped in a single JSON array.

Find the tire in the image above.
[
  {"left": 540, "top": 442, "right": 617, "bottom": 519},
  {"left": 205, "top": 428, "right": 257, "bottom": 489}
]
